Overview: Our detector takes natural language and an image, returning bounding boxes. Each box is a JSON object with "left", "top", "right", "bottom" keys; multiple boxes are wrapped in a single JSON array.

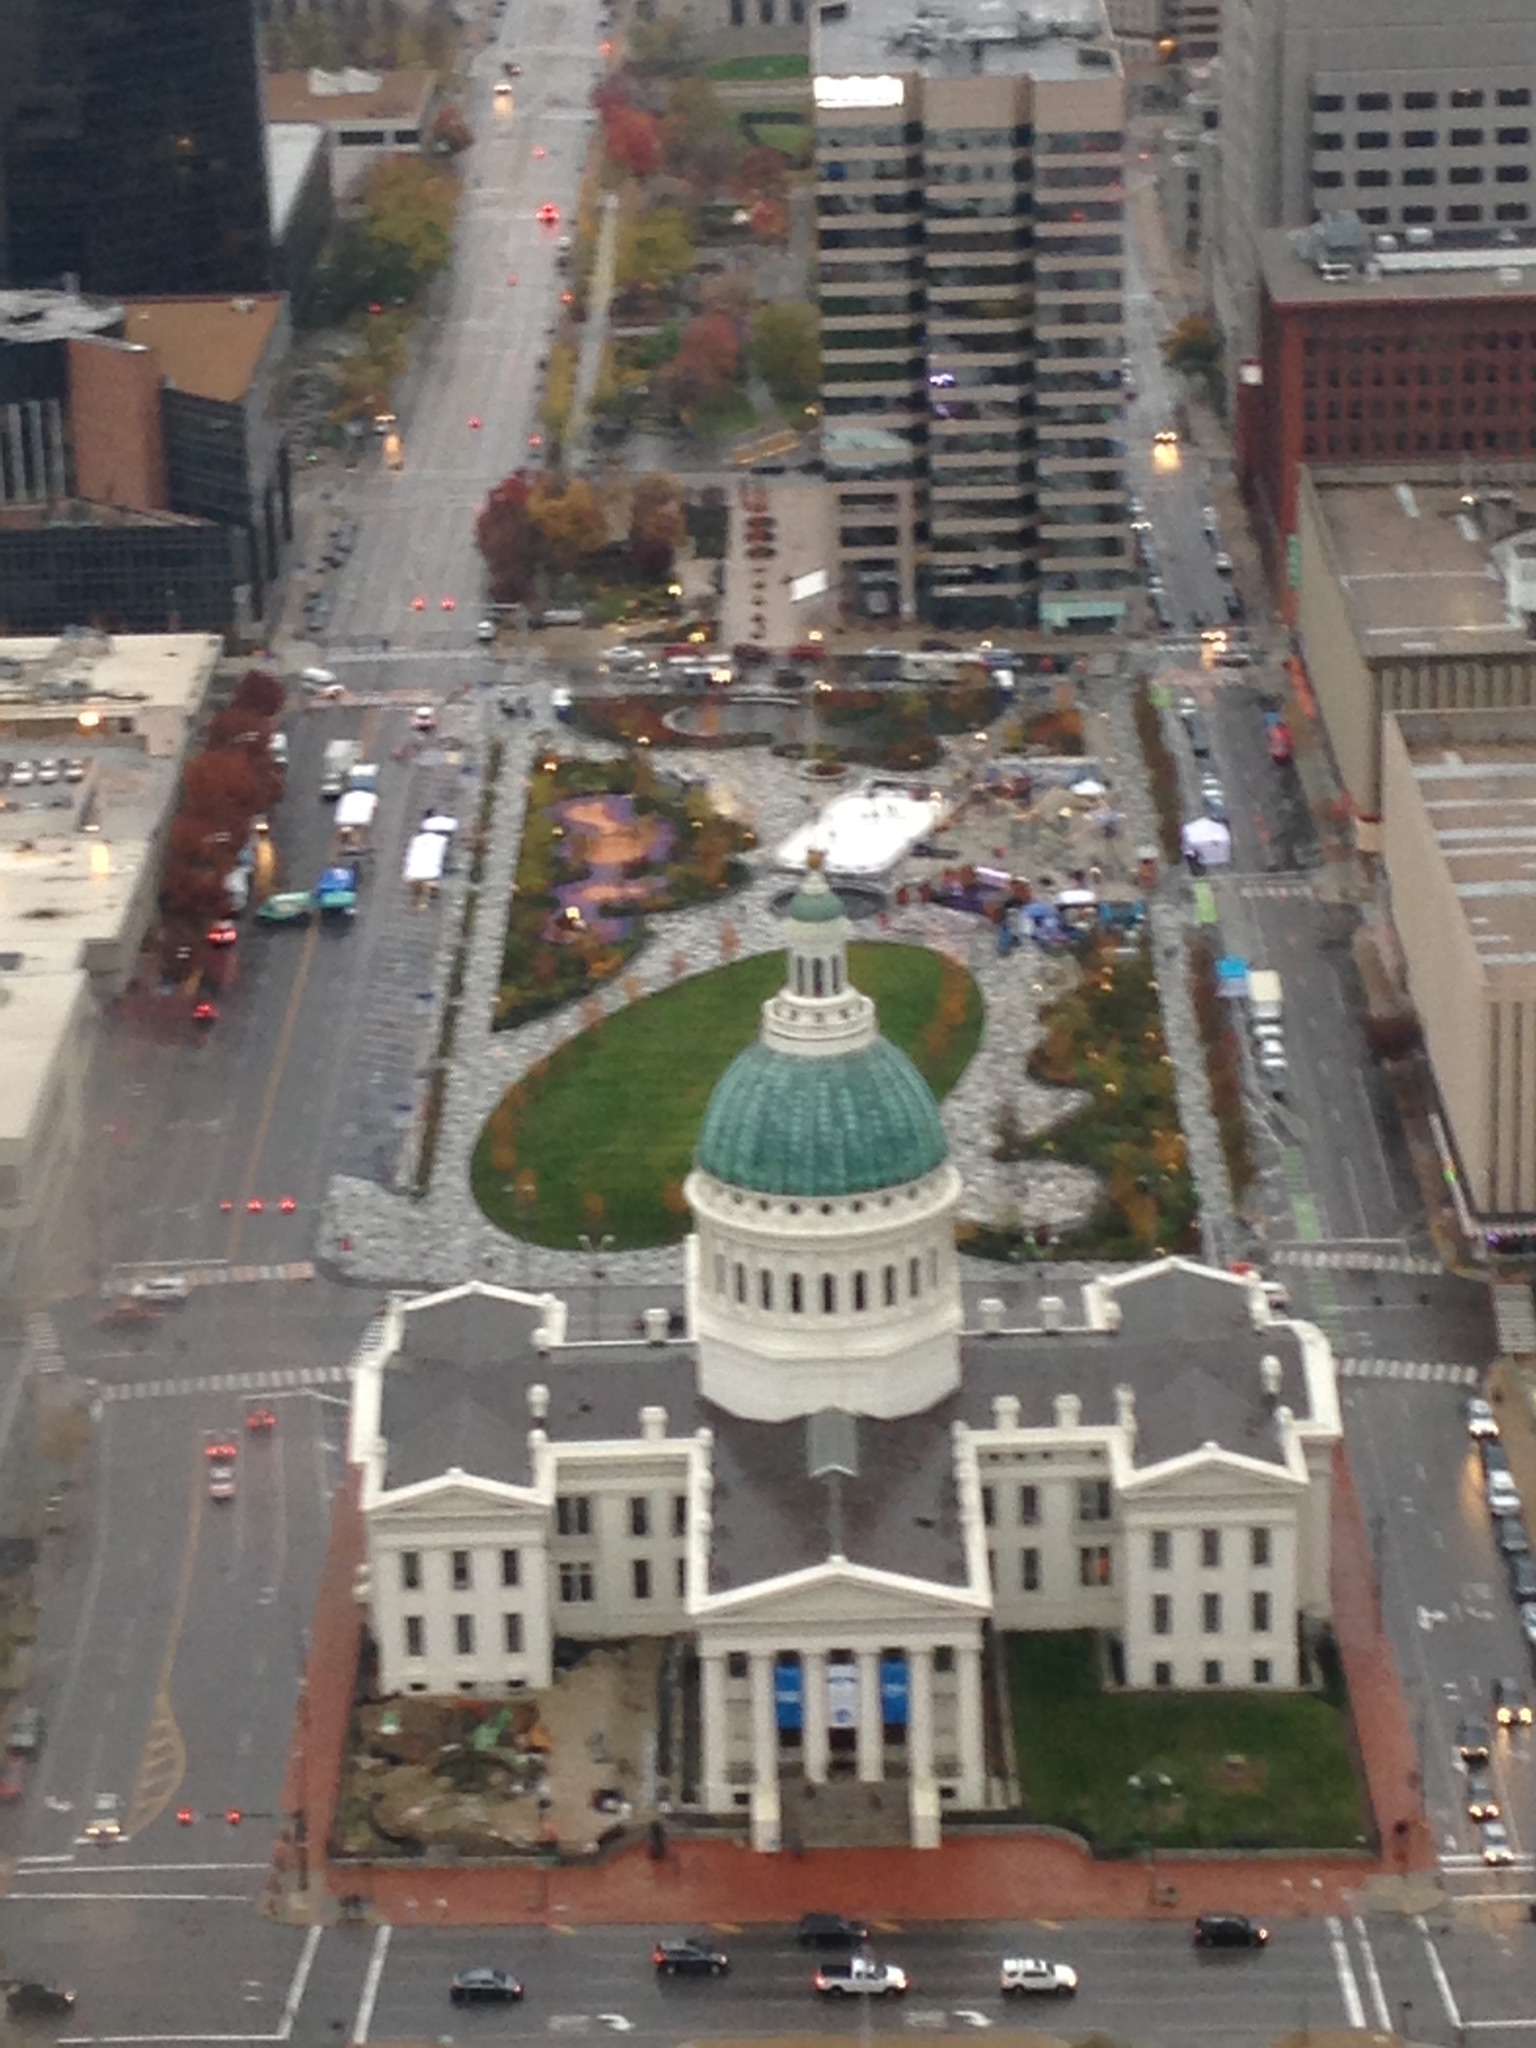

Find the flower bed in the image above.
[{"left": 494, "top": 752, "right": 753, "bottom": 1029}]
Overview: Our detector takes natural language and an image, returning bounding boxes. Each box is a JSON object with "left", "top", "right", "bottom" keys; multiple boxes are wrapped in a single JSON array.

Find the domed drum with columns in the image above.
[{"left": 685, "top": 863, "right": 963, "bottom": 1421}]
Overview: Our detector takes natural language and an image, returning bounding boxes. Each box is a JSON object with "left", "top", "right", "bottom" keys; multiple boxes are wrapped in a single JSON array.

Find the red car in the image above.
[
  {"left": 245, "top": 1403, "right": 276, "bottom": 1433},
  {"left": 1266, "top": 719, "right": 1294, "bottom": 765},
  {"left": 536, "top": 202, "right": 560, "bottom": 225},
  {"left": 206, "top": 921, "right": 239, "bottom": 948},
  {"left": 204, "top": 1437, "right": 238, "bottom": 1463},
  {"left": 0, "top": 1758, "right": 27, "bottom": 1803}
]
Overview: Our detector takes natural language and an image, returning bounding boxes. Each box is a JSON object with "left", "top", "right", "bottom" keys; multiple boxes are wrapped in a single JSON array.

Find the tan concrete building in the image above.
[
  {"left": 1294, "top": 470, "right": 1536, "bottom": 826},
  {"left": 0, "top": 630, "right": 221, "bottom": 1302},
  {"left": 263, "top": 69, "right": 434, "bottom": 196},
  {"left": 813, "top": 0, "right": 1128, "bottom": 633},
  {"left": 1382, "top": 707, "right": 1536, "bottom": 1223}
]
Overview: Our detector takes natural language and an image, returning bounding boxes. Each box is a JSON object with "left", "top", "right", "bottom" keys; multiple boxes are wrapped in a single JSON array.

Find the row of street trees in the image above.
[{"left": 158, "top": 671, "right": 285, "bottom": 968}]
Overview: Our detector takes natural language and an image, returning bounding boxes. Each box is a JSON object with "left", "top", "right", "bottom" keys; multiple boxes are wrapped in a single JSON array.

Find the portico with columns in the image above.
[{"left": 695, "top": 1570, "right": 990, "bottom": 1851}]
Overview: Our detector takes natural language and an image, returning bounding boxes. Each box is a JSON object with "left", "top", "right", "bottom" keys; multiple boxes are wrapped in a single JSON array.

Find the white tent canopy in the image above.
[
  {"left": 334, "top": 789, "right": 378, "bottom": 830},
  {"left": 1181, "top": 816, "right": 1232, "bottom": 866},
  {"left": 403, "top": 831, "right": 447, "bottom": 884},
  {"left": 420, "top": 812, "right": 460, "bottom": 836}
]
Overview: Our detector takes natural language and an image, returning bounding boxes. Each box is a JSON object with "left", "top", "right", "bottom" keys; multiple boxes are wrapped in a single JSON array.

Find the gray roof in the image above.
[{"left": 377, "top": 1265, "right": 1315, "bottom": 1576}]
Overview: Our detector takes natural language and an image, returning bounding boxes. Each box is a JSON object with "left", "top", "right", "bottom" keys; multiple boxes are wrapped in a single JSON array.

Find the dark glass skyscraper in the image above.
[{"left": 0, "top": 0, "right": 274, "bottom": 297}]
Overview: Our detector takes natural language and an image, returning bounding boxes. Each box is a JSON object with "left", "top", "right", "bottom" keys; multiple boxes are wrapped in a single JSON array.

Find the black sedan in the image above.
[
  {"left": 450, "top": 1969, "right": 525, "bottom": 2005},
  {"left": 653, "top": 1939, "right": 730, "bottom": 1976}
]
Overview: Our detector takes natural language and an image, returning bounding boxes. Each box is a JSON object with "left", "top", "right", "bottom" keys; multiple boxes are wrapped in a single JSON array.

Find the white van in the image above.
[{"left": 269, "top": 732, "right": 289, "bottom": 769}]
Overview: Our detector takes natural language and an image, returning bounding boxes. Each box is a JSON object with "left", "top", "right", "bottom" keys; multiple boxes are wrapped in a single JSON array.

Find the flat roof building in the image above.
[
  {"left": 263, "top": 69, "right": 434, "bottom": 195},
  {"left": 1238, "top": 226, "right": 1536, "bottom": 584},
  {"left": 812, "top": 0, "right": 1128, "bottom": 634},
  {"left": 1293, "top": 471, "right": 1536, "bottom": 823},
  {"left": 0, "top": 629, "right": 220, "bottom": 1301},
  {"left": 1382, "top": 706, "right": 1536, "bottom": 1226}
]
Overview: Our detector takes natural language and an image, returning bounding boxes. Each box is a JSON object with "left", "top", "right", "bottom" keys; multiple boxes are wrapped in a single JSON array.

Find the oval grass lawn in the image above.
[{"left": 472, "top": 942, "right": 983, "bottom": 1249}]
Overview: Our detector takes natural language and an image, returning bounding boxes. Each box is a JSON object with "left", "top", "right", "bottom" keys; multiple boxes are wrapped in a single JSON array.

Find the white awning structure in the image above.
[
  {"left": 1181, "top": 816, "right": 1232, "bottom": 866},
  {"left": 335, "top": 789, "right": 378, "bottom": 830},
  {"left": 420, "top": 812, "right": 460, "bottom": 836},
  {"left": 404, "top": 831, "right": 447, "bottom": 884}
]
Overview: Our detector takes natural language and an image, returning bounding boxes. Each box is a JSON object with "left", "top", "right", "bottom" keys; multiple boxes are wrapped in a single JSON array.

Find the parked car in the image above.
[
  {"left": 1482, "top": 1439, "right": 1513, "bottom": 1478},
  {"left": 6, "top": 1983, "right": 75, "bottom": 2017},
  {"left": 1214, "top": 550, "right": 1234, "bottom": 575},
  {"left": 1493, "top": 1514, "right": 1530, "bottom": 1557},
  {"left": 1193, "top": 1914, "right": 1268, "bottom": 1949},
  {"left": 449, "top": 1970, "right": 524, "bottom": 2005},
  {"left": 1509, "top": 1554, "right": 1536, "bottom": 1601},
  {"left": 1185, "top": 711, "right": 1210, "bottom": 756},
  {"left": 798, "top": 1914, "right": 870, "bottom": 1950},
  {"left": 129, "top": 1274, "right": 189, "bottom": 1304},
  {"left": 1487, "top": 1469, "right": 1521, "bottom": 1518},
  {"left": 7, "top": 1706, "right": 44, "bottom": 1756},
  {"left": 999, "top": 1958, "right": 1078, "bottom": 1997},
  {"left": 1520, "top": 1603, "right": 1536, "bottom": 1653},
  {"left": 1467, "top": 1396, "right": 1501, "bottom": 1441},
  {"left": 653, "top": 1940, "right": 730, "bottom": 1977}
]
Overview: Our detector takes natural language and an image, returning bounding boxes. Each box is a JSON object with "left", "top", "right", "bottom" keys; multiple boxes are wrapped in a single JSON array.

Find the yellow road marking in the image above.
[{"left": 124, "top": 1447, "right": 206, "bottom": 1837}]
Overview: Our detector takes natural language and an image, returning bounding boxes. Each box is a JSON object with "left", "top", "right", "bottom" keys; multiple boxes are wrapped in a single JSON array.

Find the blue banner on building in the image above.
[
  {"left": 880, "top": 1652, "right": 909, "bottom": 1726},
  {"left": 775, "top": 1656, "right": 803, "bottom": 1730}
]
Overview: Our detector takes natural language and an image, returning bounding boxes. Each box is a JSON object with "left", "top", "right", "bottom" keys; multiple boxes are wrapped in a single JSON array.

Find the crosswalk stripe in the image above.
[
  {"left": 99, "top": 1366, "right": 353, "bottom": 1404},
  {"left": 1271, "top": 1245, "right": 1443, "bottom": 1275},
  {"left": 1339, "top": 1357, "right": 1480, "bottom": 1386}
]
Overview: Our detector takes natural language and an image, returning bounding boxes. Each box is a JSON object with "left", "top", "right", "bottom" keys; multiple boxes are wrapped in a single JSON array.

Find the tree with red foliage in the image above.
[
  {"left": 231, "top": 669, "right": 284, "bottom": 720},
  {"left": 734, "top": 144, "right": 789, "bottom": 202},
  {"left": 182, "top": 746, "right": 271, "bottom": 827},
  {"left": 629, "top": 471, "right": 686, "bottom": 579},
  {"left": 476, "top": 470, "right": 538, "bottom": 604},
  {"left": 665, "top": 313, "right": 740, "bottom": 417},
  {"left": 604, "top": 102, "right": 662, "bottom": 178}
]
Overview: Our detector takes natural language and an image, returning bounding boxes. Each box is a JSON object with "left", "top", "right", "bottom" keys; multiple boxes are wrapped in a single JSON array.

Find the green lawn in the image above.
[
  {"left": 708, "top": 52, "right": 810, "bottom": 77},
  {"left": 1008, "top": 1633, "right": 1367, "bottom": 1853},
  {"left": 472, "top": 943, "right": 982, "bottom": 1248}
]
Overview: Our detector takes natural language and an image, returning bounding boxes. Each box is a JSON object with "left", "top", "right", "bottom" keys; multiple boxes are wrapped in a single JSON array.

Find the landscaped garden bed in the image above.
[
  {"left": 963, "top": 933, "right": 1199, "bottom": 1263},
  {"left": 1007, "top": 1632, "right": 1367, "bottom": 1853},
  {"left": 473, "top": 943, "right": 983, "bottom": 1247},
  {"left": 493, "top": 754, "right": 753, "bottom": 1032}
]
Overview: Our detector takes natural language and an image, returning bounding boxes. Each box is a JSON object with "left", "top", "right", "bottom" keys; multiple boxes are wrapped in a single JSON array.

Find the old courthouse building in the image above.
[{"left": 349, "top": 870, "right": 1343, "bottom": 1849}]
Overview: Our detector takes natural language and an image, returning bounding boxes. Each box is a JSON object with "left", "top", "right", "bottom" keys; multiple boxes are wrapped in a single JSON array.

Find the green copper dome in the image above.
[
  {"left": 696, "top": 1038, "right": 949, "bottom": 1197},
  {"left": 788, "top": 879, "right": 846, "bottom": 924}
]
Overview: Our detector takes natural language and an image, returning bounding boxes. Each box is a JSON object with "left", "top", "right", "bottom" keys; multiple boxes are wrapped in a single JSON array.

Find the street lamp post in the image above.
[
  {"left": 577, "top": 1232, "right": 615, "bottom": 1337},
  {"left": 1127, "top": 1768, "right": 1176, "bottom": 1905}
]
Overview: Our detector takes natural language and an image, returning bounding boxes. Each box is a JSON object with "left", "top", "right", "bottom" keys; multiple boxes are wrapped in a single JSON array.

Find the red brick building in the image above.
[{"left": 1235, "top": 228, "right": 1536, "bottom": 590}]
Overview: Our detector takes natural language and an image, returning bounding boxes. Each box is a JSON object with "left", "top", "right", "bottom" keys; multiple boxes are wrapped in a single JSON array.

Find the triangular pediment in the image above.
[
  {"left": 701, "top": 1557, "right": 984, "bottom": 1626},
  {"left": 1122, "top": 1445, "right": 1301, "bottom": 1499},
  {"left": 373, "top": 1473, "right": 544, "bottom": 1520}
]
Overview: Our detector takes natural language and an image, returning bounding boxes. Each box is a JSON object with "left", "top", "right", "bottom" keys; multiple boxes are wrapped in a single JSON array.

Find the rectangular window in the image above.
[
  {"left": 1252, "top": 1590, "right": 1272, "bottom": 1633},
  {"left": 454, "top": 1613, "right": 475, "bottom": 1656},
  {"left": 632, "top": 1558, "right": 652, "bottom": 1600},
  {"left": 981, "top": 1485, "right": 996, "bottom": 1527},
  {"left": 672, "top": 1493, "right": 688, "bottom": 1537},
  {"left": 1356, "top": 91, "right": 1389, "bottom": 111},
  {"left": 400, "top": 1550, "right": 421, "bottom": 1591},
  {"left": 1202, "top": 1591, "right": 1221, "bottom": 1634},
  {"left": 1154, "top": 1660, "right": 1172, "bottom": 1687},
  {"left": 504, "top": 1612, "right": 523, "bottom": 1653},
  {"left": 1078, "top": 1478, "right": 1112, "bottom": 1523},
  {"left": 1021, "top": 1546, "right": 1041, "bottom": 1591},
  {"left": 629, "top": 1496, "right": 650, "bottom": 1538},
  {"left": 934, "top": 1645, "right": 955, "bottom": 1674},
  {"left": 728, "top": 1651, "right": 749, "bottom": 1679},
  {"left": 908, "top": 1255, "right": 921, "bottom": 1297},
  {"left": 1405, "top": 90, "right": 1438, "bottom": 110},
  {"left": 1152, "top": 1593, "right": 1172, "bottom": 1635},
  {"left": 501, "top": 1548, "right": 521, "bottom": 1588},
  {"left": 451, "top": 1550, "right": 471, "bottom": 1591},
  {"left": 557, "top": 1495, "right": 591, "bottom": 1536},
  {"left": 1200, "top": 1527, "right": 1221, "bottom": 1569},
  {"left": 675, "top": 1555, "right": 687, "bottom": 1597},
  {"left": 883, "top": 1264, "right": 897, "bottom": 1306},
  {"left": 1250, "top": 1526, "right": 1271, "bottom": 1568},
  {"left": 1451, "top": 88, "right": 1485, "bottom": 109},
  {"left": 790, "top": 1273, "right": 804, "bottom": 1313},
  {"left": 759, "top": 1270, "right": 773, "bottom": 1309},
  {"left": 1450, "top": 128, "right": 1485, "bottom": 146},
  {"left": 1253, "top": 1657, "right": 1272, "bottom": 1684},
  {"left": 1019, "top": 1483, "right": 1039, "bottom": 1526},
  {"left": 1203, "top": 1659, "right": 1223, "bottom": 1686},
  {"left": 1151, "top": 1529, "right": 1171, "bottom": 1570},
  {"left": 559, "top": 1560, "right": 595, "bottom": 1602},
  {"left": 404, "top": 1615, "right": 424, "bottom": 1658},
  {"left": 1079, "top": 1544, "right": 1112, "bottom": 1588},
  {"left": 1498, "top": 88, "right": 1532, "bottom": 108}
]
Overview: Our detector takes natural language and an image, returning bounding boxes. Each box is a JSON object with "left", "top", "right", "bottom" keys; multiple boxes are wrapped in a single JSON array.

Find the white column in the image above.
[
  {"left": 803, "top": 1650, "right": 829, "bottom": 1784},
  {"left": 749, "top": 1652, "right": 777, "bottom": 1786},
  {"left": 908, "top": 1645, "right": 934, "bottom": 1781},
  {"left": 955, "top": 1640, "right": 986, "bottom": 1808},
  {"left": 857, "top": 1648, "right": 884, "bottom": 1783},
  {"left": 701, "top": 1650, "right": 730, "bottom": 1812}
]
